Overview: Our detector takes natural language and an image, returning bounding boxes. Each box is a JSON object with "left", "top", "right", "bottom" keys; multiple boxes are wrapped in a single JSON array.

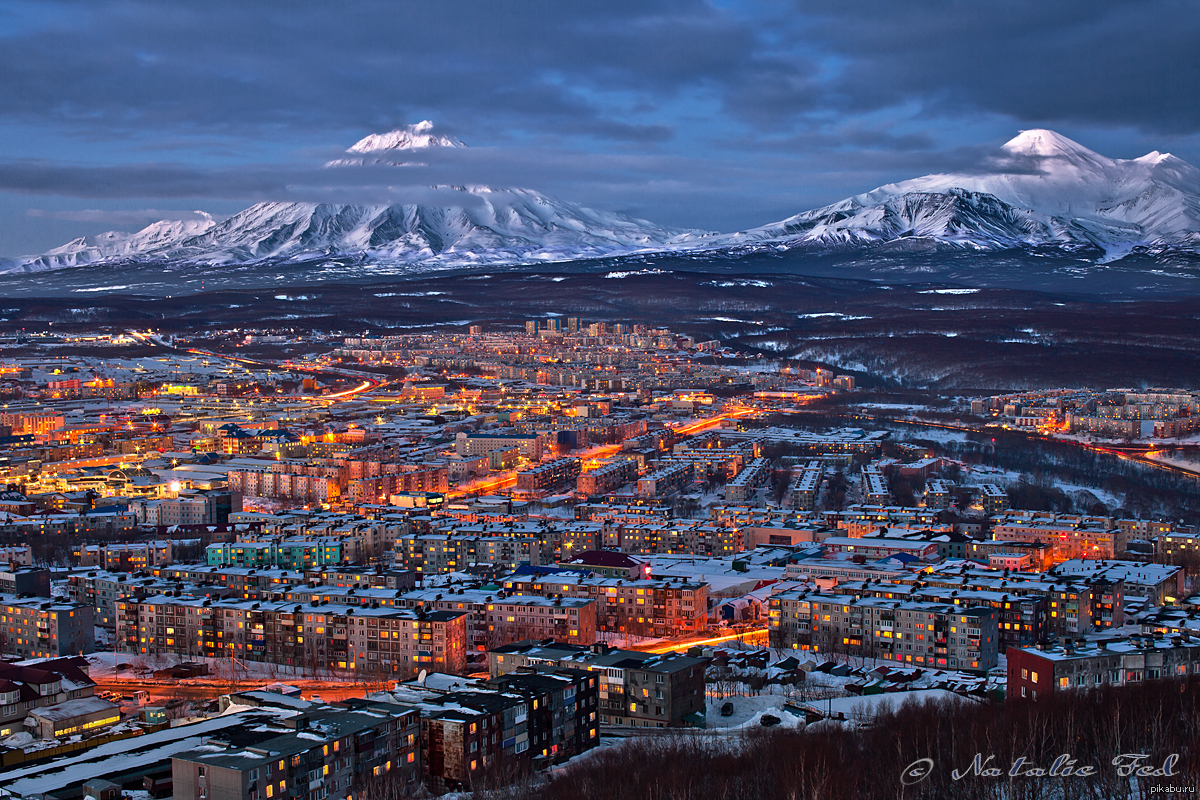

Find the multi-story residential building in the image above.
[
  {"left": 600, "top": 518, "right": 743, "bottom": 556},
  {"left": 967, "top": 539, "right": 1052, "bottom": 571},
  {"left": 515, "top": 458, "right": 582, "bottom": 493},
  {"left": 0, "top": 566, "right": 51, "bottom": 597},
  {"left": 119, "top": 595, "right": 469, "bottom": 675},
  {"left": 1156, "top": 531, "right": 1200, "bottom": 566},
  {"left": 576, "top": 459, "right": 638, "bottom": 495},
  {"left": 456, "top": 432, "right": 543, "bottom": 461},
  {"left": 637, "top": 461, "right": 694, "bottom": 498},
  {"left": 980, "top": 483, "right": 1010, "bottom": 514},
  {"left": 489, "top": 640, "right": 707, "bottom": 728},
  {"left": 1007, "top": 635, "right": 1200, "bottom": 701},
  {"left": 372, "top": 587, "right": 598, "bottom": 651},
  {"left": 0, "top": 545, "right": 33, "bottom": 566},
  {"left": 821, "top": 536, "right": 941, "bottom": 561},
  {"left": 860, "top": 466, "right": 890, "bottom": 506},
  {"left": 991, "top": 515, "right": 1124, "bottom": 561},
  {"left": 0, "top": 597, "right": 94, "bottom": 659},
  {"left": 789, "top": 462, "right": 823, "bottom": 511},
  {"left": 725, "top": 458, "right": 769, "bottom": 504},
  {"left": 76, "top": 541, "right": 174, "bottom": 571},
  {"left": 206, "top": 538, "right": 345, "bottom": 569},
  {"left": 383, "top": 666, "right": 599, "bottom": 793},
  {"left": 501, "top": 573, "right": 707, "bottom": 639},
  {"left": 1054, "top": 559, "right": 1181, "bottom": 606},
  {"left": 394, "top": 533, "right": 558, "bottom": 574},
  {"left": 173, "top": 703, "right": 423, "bottom": 800},
  {"left": 153, "top": 565, "right": 302, "bottom": 599},
  {"left": 67, "top": 570, "right": 222, "bottom": 629},
  {"left": 768, "top": 591, "right": 999, "bottom": 670}
]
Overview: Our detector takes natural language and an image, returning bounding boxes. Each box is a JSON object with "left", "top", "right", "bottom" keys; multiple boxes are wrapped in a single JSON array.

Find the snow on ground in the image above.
[
  {"left": 86, "top": 651, "right": 313, "bottom": 681},
  {"left": 858, "top": 403, "right": 930, "bottom": 411},
  {"left": 705, "top": 687, "right": 965, "bottom": 730},
  {"left": 895, "top": 426, "right": 974, "bottom": 444},
  {"left": 1144, "top": 451, "right": 1200, "bottom": 473},
  {"left": 1049, "top": 480, "right": 1124, "bottom": 508},
  {"left": 707, "top": 691, "right": 795, "bottom": 729}
]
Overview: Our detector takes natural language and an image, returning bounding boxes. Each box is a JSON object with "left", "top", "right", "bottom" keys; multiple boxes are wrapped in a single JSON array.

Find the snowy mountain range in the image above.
[
  {"left": 695, "top": 129, "right": 1200, "bottom": 262},
  {"left": 5, "top": 128, "right": 1200, "bottom": 275}
]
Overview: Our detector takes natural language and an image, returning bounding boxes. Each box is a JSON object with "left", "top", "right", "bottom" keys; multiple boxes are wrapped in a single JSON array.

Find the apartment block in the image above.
[
  {"left": 119, "top": 595, "right": 469, "bottom": 675},
  {"left": 173, "top": 703, "right": 422, "bottom": 800},
  {"left": 489, "top": 640, "right": 707, "bottom": 728},
  {"left": 768, "top": 591, "right": 999, "bottom": 670},
  {"left": 1008, "top": 635, "right": 1200, "bottom": 701},
  {"left": 0, "top": 596, "right": 94, "bottom": 659}
]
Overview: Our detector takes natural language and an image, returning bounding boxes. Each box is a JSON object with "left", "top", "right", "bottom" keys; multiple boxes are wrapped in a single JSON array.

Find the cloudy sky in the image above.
[{"left": 1, "top": 0, "right": 1198, "bottom": 256}]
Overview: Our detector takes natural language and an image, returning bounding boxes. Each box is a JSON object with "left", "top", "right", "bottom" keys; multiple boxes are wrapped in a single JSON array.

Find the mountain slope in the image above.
[{"left": 165, "top": 189, "right": 692, "bottom": 265}]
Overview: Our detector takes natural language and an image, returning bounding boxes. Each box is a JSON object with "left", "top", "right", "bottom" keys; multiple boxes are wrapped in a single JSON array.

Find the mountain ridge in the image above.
[{"left": 6, "top": 128, "right": 1200, "bottom": 275}]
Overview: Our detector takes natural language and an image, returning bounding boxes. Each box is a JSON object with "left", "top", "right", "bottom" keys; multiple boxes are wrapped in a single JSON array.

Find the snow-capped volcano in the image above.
[
  {"left": 702, "top": 130, "right": 1200, "bottom": 259},
  {"left": 4, "top": 161, "right": 691, "bottom": 274},
  {"left": 347, "top": 121, "right": 466, "bottom": 153},
  {"left": 325, "top": 121, "right": 467, "bottom": 167}
]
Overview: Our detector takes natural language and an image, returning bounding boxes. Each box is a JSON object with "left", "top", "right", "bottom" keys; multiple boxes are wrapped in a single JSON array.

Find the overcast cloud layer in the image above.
[{"left": 1, "top": 0, "right": 1198, "bottom": 256}]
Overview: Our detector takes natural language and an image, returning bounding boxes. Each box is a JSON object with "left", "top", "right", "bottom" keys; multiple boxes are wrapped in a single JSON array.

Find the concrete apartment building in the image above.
[
  {"left": 489, "top": 640, "right": 707, "bottom": 728},
  {"left": 0, "top": 596, "right": 94, "bottom": 659},
  {"left": 173, "top": 703, "right": 422, "bottom": 800},
  {"left": 0, "top": 566, "right": 52, "bottom": 597},
  {"left": 725, "top": 457, "right": 769, "bottom": 504},
  {"left": 119, "top": 595, "right": 469, "bottom": 675},
  {"left": 515, "top": 457, "right": 581, "bottom": 493},
  {"left": 860, "top": 466, "right": 890, "bottom": 506},
  {"left": 394, "top": 532, "right": 558, "bottom": 574},
  {"left": 637, "top": 461, "right": 694, "bottom": 498},
  {"left": 383, "top": 666, "right": 599, "bottom": 793},
  {"left": 206, "top": 538, "right": 345, "bottom": 569},
  {"left": 456, "top": 432, "right": 543, "bottom": 461},
  {"left": 77, "top": 541, "right": 174, "bottom": 571},
  {"left": 381, "top": 587, "right": 597, "bottom": 650},
  {"left": 501, "top": 573, "right": 708, "bottom": 639},
  {"left": 576, "top": 458, "right": 638, "bottom": 495},
  {"left": 1007, "top": 634, "right": 1200, "bottom": 701},
  {"left": 990, "top": 514, "right": 1125, "bottom": 561},
  {"left": 768, "top": 591, "right": 1000, "bottom": 670},
  {"left": 789, "top": 462, "right": 823, "bottom": 511}
]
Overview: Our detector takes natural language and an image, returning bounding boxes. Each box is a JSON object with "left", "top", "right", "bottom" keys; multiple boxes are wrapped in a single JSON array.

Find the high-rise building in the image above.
[{"left": 525, "top": 320, "right": 540, "bottom": 335}]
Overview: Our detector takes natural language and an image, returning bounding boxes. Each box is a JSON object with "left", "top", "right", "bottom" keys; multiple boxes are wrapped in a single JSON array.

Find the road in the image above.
[
  {"left": 630, "top": 625, "right": 769, "bottom": 654},
  {"left": 95, "top": 674, "right": 394, "bottom": 704},
  {"left": 447, "top": 407, "right": 761, "bottom": 500},
  {"left": 874, "top": 415, "right": 1200, "bottom": 480}
]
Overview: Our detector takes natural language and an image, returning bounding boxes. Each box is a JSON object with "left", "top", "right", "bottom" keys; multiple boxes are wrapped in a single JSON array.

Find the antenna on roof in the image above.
[{"left": 417, "top": 669, "right": 427, "bottom": 685}]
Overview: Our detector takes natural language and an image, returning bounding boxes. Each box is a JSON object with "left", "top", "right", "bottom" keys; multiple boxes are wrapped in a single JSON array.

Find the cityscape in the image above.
[
  {"left": 0, "top": 320, "right": 1196, "bottom": 798},
  {"left": 2, "top": 2, "right": 1200, "bottom": 799}
]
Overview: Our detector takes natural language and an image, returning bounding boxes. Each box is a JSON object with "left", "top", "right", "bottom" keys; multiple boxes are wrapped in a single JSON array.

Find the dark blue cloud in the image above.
[{"left": 0, "top": 0, "right": 1198, "bottom": 255}]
